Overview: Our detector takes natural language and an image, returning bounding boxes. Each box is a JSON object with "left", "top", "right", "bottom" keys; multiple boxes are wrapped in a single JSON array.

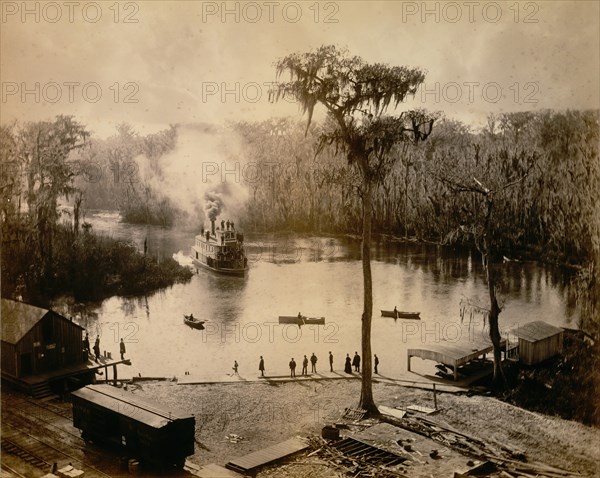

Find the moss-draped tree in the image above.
[{"left": 272, "top": 45, "right": 436, "bottom": 413}]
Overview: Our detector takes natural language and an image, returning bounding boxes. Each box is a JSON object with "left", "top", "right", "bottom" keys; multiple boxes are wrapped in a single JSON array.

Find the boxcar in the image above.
[{"left": 71, "top": 384, "right": 195, "bottom": 468}]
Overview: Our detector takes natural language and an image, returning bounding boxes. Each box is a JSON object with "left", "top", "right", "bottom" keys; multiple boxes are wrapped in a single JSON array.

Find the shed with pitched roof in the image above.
[
  {"left": 509, "top": 320, "right": 563, "bottom": 365},
  {"left": 1, "top": 298, "right": 85, "bottom": 379}
]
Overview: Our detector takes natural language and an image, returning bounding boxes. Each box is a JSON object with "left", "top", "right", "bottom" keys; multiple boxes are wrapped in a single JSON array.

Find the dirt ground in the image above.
[{"left": 135, "top": 379, "right": 600, "bottom": 477}]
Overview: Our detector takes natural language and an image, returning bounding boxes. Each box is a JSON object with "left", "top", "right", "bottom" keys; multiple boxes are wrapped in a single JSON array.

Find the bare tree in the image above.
[{"left": 432, "top": 147, "right": 536, "bottom": 388}]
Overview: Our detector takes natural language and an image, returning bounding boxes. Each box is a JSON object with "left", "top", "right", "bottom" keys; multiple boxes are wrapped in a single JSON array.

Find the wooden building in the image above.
[
  {"left": 509, "top": 320, "right": 564, "bottom": 365},
  {"left": 1, "top": 298, "right": 85, "bottom": 381}
]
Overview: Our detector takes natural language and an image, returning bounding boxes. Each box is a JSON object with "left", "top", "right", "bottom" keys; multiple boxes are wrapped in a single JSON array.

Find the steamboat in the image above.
[{"left": 191, "top": 217, "right": 248, "bottom": 276}]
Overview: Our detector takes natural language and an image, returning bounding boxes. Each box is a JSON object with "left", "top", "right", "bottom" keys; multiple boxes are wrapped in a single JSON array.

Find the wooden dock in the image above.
[
  {"left": 407, "top": 335, "right": 506, "bottom": 380},
  {"left": 226, "top": 436, "right": 308, "bottom": 474}
]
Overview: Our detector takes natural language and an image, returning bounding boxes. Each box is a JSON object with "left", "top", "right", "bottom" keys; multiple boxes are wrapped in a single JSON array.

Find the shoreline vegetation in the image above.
[
  {"left": 1, "top": 111, "right": 598, "bottom": 427},
  {"left": 0, "top": 221, "right": 193, "bottom": 305}
]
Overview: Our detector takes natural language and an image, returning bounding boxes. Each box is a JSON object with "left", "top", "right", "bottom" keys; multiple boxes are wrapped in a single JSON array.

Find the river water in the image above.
[{"left": 52, "top": 211, "right": 579, "bottom": 380}]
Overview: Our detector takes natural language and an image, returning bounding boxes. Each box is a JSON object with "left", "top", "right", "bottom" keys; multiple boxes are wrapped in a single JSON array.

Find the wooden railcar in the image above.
[{"left": 71, "top": 384, "right": 195, "bottom": 468}]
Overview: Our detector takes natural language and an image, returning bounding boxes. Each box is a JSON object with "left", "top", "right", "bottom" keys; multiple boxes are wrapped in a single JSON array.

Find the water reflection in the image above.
[{"left": 51, "top": 211, "right": 580, "bottom": 380}]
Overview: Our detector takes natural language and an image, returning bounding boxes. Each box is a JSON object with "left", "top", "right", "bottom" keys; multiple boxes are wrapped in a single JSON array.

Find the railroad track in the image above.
[
  {"left": 1, "top": 436, "right": 51, "bottom": 469},
  {"left": 1, "top": 402, "right": 114, "bottom": 478}
]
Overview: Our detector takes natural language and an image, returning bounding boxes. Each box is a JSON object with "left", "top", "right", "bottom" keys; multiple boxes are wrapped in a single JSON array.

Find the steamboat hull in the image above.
[{"left": 192, "top": 257, "right": 247, "bottom": 277}]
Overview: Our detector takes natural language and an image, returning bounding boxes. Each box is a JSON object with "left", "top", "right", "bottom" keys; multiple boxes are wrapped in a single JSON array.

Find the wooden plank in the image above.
[
  {"left": 195, "top": 463, "right": 242, "bottom": 477},
  {"left": 226, "top": 437, "right": 308, "bottom": 472},
  {"left": 379, "top": 405, "right": 407, "bottom": 420},
  {"left": 407, "top": 405, "right": 438, "bottom": 414}
]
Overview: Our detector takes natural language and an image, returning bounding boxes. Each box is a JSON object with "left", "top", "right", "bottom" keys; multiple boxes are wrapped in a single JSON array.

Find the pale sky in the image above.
[{"left": 1, "top": 0, "right": 599, "bottom": 137}]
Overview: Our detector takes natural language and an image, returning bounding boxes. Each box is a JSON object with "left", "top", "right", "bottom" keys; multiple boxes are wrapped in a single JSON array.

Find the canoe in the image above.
[
  {"left": 278, "top": 315, "right": 325, "bottom": 325},
  {"left": 380, "top": 310, "right": 421, "bottom": 320},
  {"left": 184, "top": 314, "right": 205, "bottom": 329}
]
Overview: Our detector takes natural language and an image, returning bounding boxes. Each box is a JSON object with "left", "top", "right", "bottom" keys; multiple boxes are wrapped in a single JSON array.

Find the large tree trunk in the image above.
[
  {"left": 486, "top": 260, "right": 506, "bottom": 389},
  {"left": 482, "top": 197, "right": 506, "bottom": 390},
  {"left": 359, "top": 176, "right": 378, "bottom": 414}
]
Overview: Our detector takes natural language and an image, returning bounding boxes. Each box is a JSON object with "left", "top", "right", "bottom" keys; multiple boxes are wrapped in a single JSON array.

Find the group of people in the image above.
[
  {"left": 250, "top": 352, "right": 381, "bottom": 378},
  {"left": 229, "top": 352, "right": 381, "bottom": 378},
  {"left": 82, "top": 333, "right": 127, "bottom": 363},
  {"left": 288, "top": 353, "right": 320, "bottom": 377},
  {"left": 83, "top": 333, "right": 101, "bottom": 362}
]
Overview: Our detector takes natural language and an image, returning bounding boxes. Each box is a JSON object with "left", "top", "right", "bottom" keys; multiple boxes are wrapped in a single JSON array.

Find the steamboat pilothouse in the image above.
[{"left": 191, "top": 217, "right": 248, "bottom": 276}]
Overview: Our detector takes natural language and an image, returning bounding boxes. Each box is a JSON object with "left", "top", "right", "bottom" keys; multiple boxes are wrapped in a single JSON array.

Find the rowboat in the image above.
[
  {"left": 184, "top": 314, "right": 205, "bottom": 329},
  {"left": 279, "top": 315, "right": 325, "bottom": 325},
  {"left": 380, "top": 310, "right": 421, "bottom": 320}
]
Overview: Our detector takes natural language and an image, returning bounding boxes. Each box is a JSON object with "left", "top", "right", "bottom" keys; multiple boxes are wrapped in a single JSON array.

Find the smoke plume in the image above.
[{"left": 134, "top": 123, "right": 249, "bottom": 229}]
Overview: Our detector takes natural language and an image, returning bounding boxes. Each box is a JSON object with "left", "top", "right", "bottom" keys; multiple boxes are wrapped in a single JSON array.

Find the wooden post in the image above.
[
  {"left": 113, "top": 364, "right": 118, "bottom": 386},
  {"left": 407, "top": 353, "right": 411, "bottom": 372},
  {"left": 433, "top": 383, "right": 437, "bottom": 410}
]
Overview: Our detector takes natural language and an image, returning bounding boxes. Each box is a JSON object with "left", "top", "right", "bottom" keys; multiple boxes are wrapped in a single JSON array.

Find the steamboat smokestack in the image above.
[{"left": 211, "top": 219, "right": 216, "bottom": 236}]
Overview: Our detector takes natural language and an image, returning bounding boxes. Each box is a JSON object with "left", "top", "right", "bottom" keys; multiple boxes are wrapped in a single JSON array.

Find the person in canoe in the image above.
[
  {"left": 344, "top": 354, "right": 352, "bottom": 374},
  {"left": 394, "top": 306, "right": 398, "bottom": 319}
]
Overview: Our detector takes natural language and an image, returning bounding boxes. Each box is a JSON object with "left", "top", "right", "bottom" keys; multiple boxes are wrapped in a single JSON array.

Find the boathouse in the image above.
[
  {"left": 407, "top": 334, "right": 506, "bottom": 381},
  {"left": 509, "top": 320, "right": 563, "bottom": 365},
  {"left": 1, "top": 298, "right": 86, "bottom": 380}
]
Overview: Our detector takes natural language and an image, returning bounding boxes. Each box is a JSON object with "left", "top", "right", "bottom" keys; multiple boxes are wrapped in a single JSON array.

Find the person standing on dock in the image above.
[
  {"left": 226, "top": 220, "right": 230, "bottom": 230},
  {"left": 289, "top": 358, "right": 296, "bottom": 377},
  {"left": 259, "top": 356, "right": 265, "bottom": 377},
  {"left": 302, "top": 355, "right": 308, "bottom": 375},
  {"left": 329, "top": 351, "right": 333, "bottom": 372},
  {"left": 83, "top": 333, "right": 90, "bottom": 355},
  {"left": 353, "top": 352, "right": 361, "bottom": 372},
  {"left": 344, "top": 354, "right": 352, "bottom": 374},
  {"left": 221, "top": 219, "right": 225, "bottom": 230},
  {"left": 93, "top": 336, "right": 101, "bottom": 362},
  {"left": 120, "top": 338, "right": 126, "bottom": 360},
  {"left": 232, "top": 360, "right": 239, "bottom": 375},
  {"left": 310, "top": 353, "right": 318, "bottom": 373},
  {"left": 374, "top": 354, "right": 379, "bottom": 374}
]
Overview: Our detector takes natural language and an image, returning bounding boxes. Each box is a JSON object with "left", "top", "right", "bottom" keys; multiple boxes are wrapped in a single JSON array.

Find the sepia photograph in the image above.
[{"left": 1, "top": 1, "right": 599, "bottom": 477}]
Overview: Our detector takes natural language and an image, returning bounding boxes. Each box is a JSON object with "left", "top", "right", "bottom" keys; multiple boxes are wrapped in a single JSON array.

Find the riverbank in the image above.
[
  {"left": 133, "top": 379, "right": 600, "bottom": 477},
  {"left": 1, "top": 222, "right": 193, "bottom": 304},
  {"left": 502, "top": 329, "right": 600, "bottom": 426}
]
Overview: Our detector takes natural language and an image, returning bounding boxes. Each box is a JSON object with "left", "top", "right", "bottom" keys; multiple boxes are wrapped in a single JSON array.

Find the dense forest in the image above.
[
  {"left": 0, "top": 117, "right": 192, "bottom": 305},
  {"left": 236, "top": 111, "right": 597, "bottom": 264},
  {"left": 1, "top": 110, "right": 598, "bottom": 336}
]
